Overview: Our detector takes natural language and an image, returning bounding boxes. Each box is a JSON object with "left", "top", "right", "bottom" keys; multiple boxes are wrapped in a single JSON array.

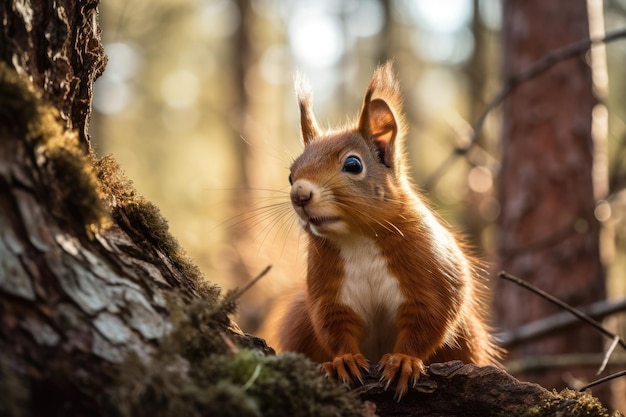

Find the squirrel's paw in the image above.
[
  {"left": 378, "top": 353, "right": 425, "bottom": 401},
  {"left": 322, "top": 353, "right": 369, "bottom": 387}
]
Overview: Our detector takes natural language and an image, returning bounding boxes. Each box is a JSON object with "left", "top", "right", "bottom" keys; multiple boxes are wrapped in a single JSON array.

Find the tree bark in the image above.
[
  {"left": 0, "top": 0, "right": 105, "bottom": 148},
  {"left": 0, "top": 0, "right": 225, "bottom": 413},
  {"left": 496, "top": 0, "right": 607, "bottom": 400}
]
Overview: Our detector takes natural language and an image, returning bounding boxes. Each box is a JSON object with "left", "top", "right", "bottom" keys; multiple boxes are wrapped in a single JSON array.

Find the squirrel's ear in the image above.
[
  {"left": 357, "top": 62, "right": 405, "bottom": 168},
  {"left": 295, "top": 72, "right": 320, "bottom": 145}
]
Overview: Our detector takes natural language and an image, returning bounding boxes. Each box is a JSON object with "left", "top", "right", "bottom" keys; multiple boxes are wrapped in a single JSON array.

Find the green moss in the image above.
[
  {"left": 203, "top": 381, "right": 263, "bottom": 417},
  {"left": 513, "top": 388, "right": 616, "bottom": 417},
  {"left": 0, "top": 62, "right": 110, "bottom": 233},
  {"left": 0, "top": 62, "right": 39, "bottom": 137},
  {"left": 39, "top": 113, "right": 110, "bottom": 231},
  {"left": 222, "top": 351, "right": 363, "bottom": 416},
  {"left": 110, "top": 283, "right": 361, "bottom": 417},
  {"left": 202, "top": 350, "right": 364, "bottom": 417},
  {"left": 162, "top": 289, "right": 236, "bottom": 359},
  {"left": 113, "top": 348, "right": 362, "bottom": 417},
  {"left": 555, "top": 389, "right": 613, "bottom": 417}
]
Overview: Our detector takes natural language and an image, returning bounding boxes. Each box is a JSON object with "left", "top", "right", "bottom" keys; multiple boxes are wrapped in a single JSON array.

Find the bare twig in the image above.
[
  {"left": 498, "top": 271, "right": 626, "bottom": 351},
  {"left": 233, "top": 265, "right": 272, "bottom": 299},
  {"left": 579, "top": 370, "right": 626, "bottom": 392},
  {"left": 217, "top": 264, "right": 272, "bottom": 311},
  {"left": 598, "top": 336, "right": 620, "bottom": 375},
  {"left": 498, "top": 297, "right": 626, "bottom": 348},
  {"left": 424, "top": 27, "right": 626, "bottom": 189}
]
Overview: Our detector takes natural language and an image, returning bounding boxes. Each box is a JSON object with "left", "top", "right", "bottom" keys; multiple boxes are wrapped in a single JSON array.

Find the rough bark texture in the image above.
[
  {"left": 496, "top": 0, "right": 607, "bottom": 398},
  {"left": 1, "top": 0, "right": 105, "bottom": 148},
  {"left": 0, "top": 1, "right": 222, "bottom": 414},
  {"left": 0, "top": 0, "right": 618, "bottom": 416},
  {"left": 0, "top": 0, "right": 288, "bottom": 412}
]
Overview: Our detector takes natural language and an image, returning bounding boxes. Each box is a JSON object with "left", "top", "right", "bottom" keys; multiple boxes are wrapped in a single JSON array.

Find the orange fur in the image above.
[{"left": 270, "top": 62, "right": 502, "bottom": 399}]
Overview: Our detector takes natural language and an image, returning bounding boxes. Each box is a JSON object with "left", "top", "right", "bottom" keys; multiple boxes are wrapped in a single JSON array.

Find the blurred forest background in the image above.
[{"left": 91, "top": 0, "right": 626, "bottom": 408}]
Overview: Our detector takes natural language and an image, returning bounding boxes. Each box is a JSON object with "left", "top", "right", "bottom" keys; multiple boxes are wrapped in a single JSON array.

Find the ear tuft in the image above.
[
  {"left": 357, "top": 61, "right": 407, "bottom": 169},
  {"left": 295, "top": 72, "right": 320, "bottom": 144}
]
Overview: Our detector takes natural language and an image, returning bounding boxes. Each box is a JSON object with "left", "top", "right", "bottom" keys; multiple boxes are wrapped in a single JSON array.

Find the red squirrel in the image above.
[{"left": 271, "top": 62, "right": 501, "bottom": 399}]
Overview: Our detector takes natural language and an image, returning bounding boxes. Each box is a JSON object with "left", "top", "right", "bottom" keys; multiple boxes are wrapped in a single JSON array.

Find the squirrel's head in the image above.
[{"left": 289, "top": 62, "right": 411, "bottom": 241}]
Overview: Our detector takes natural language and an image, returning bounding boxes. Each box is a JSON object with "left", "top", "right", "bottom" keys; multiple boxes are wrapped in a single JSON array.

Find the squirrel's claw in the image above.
[
  {"left": 378, "top": 353, "right": 424, "bottom": 400},
  {"left": 323, "top": 353, "right": 369, "bottom": 388}
]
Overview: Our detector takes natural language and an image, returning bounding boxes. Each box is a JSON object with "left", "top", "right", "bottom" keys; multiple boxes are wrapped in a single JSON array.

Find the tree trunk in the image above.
[
  {"left": 496, "top": 0, "right": 607, "bottom": 401},
  {"left": 0, "top": 0, "right": 224, "bottom": 413}
]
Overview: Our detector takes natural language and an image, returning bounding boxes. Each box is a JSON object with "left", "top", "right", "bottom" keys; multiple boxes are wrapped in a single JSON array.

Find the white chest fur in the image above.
[{"left": 338, "top": 237, "right": 404, "bottom": 360}]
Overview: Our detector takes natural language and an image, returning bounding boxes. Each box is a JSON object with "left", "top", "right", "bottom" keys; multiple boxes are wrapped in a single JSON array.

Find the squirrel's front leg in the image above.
[
  {"left": 310, "top": 299, "right": 369, "bottom": 386},
  {"left": 379, "top": 301, "right": 451, "bottom": 400}
]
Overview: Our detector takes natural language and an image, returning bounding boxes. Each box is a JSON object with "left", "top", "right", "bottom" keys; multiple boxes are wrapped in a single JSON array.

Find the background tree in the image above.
[{"left": 496, "top": 0, "right": 608, "bottom": 400}]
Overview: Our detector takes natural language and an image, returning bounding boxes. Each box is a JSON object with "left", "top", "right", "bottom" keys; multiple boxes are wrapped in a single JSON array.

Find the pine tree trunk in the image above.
[{"left": 496, "top": 0, "right": 607, "bottom": 401}]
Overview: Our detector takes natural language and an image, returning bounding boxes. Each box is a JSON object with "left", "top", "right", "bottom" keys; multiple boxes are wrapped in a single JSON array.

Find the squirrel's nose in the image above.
[{"left": 290, "top": 181, "right": 314, "bottom": 207}]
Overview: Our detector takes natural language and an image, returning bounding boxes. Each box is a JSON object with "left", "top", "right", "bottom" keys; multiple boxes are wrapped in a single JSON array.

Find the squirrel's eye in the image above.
[
  {"left": 288, "top": 173, "right": 293, "bottom": 185},
  {"left": 342, "top": 155, "right": 363, "bottom": 174}
]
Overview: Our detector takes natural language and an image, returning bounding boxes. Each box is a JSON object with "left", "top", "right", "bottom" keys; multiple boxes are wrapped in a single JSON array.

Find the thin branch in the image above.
[
  {"left": 497, "top": 297, "right": 626, "bottom": 348},
  {"left": 217, "top": 265, "right": 272, "bottom": 331},
  {"left": 233, "top": 265, "right": 272, "bottom": 300},
  {"left": 598, "top": 336, "right": 620, "bottom": 375},
  {"left": 579, "top": 370, "right": 626, "bottom": 392},
  {"left": 424, "top": 27, "right": 626, "bottom": 189},
  {"left": 498, "top": 271, "right": 626, "bottom": 351}
]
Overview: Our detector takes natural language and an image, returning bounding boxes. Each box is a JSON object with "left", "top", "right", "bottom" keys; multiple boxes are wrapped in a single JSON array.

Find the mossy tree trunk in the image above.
[{"left": 0, "top": 1, "right": 223, "bottom": 414}]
